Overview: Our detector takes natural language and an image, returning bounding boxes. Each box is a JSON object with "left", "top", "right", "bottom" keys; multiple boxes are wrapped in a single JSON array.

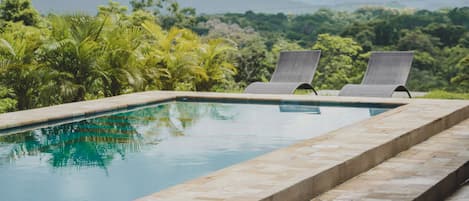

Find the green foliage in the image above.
[
  {"left": 129, "top": 0, "right": 159, "bottom": 11},
  {"left": 459, "top": 32, "right": 469, "bottom": 48},
  {"left": 199, "top": 18, "right": 273, "bottom": 86},
  {"left": 271, "top": 39, "right": 304, "bottom": 57},
  {"left": 287, "top": 9, "right": 351, "bottom": 47},
  {"left": 99, "top": 21, "right": 144, "bottom": 96},
  {"left": 140, "top": 21, "right": 237, "bottom": 91},
  {"left": 394, "top": 9, "right": 449, "bottom": 30},
  {"left": 372, "top": 20, "right": 400, "bottom": 46},
  {"left": 38, "top": 15, "right": 105, "bottom": 103},
  {"left": 129, "top": 0, "right": 196, "bottom": 29},
  {"left": 142, "top": 22, "right": 202, "bottom": 90},
  {"left": 200, "top": 18, "right": 259, "bottom": 48},
  {"left": 203, "top": 7, "right": 469, "bottom": 93},
  {"left": 223, "top": 11, "right": 289, "bottom": 34},
  {"left": 422, "top": 23, "right": 466, "bottom": 47},
  {"left": 312, "top": 34, "right": 364, "bottom": 89},
  {"left": 0, "top": 0, "right": 40, "bottom": 26},
  {"left": 0, "top": 86, "right": 16, "bottom": 113},
  {"left": 448, "top": 7, "right": 469, "bottom": 28},
  {"left": 0, "top": 98, "right": 16, "bottom": 113},
  {"left": 451, "top": 55, "right": 469, "bottom": 92},
  {"left": 159, "top": 2, "right": 197, "bottom": 29},
  {"left": 0, "top": 22, "right": 44, "bottom": 109},
  {"left": 196, "top": 39, "right": 237, "bottom": 91},
  {"left": 0, "top": 3, "right": 238, "bottom": 113},
  {"left": 128, "top": 10, "right": 156, "bottom": 27},
  {"left": 97, "top": 1, "right": 128, "bottom": 19},
  {"left": 233, "top": 40, "right": 273, "bottom": 85},
  {"left": 341, "top": 22, "right": 375, "bottom": 51},
  {"left": 422, "top": 90, "right": 469, "bottom": 100},
  {"left": 1, "top": 2, "right": 469, "bottom": 114},
  {"left": 397, "top": 30, "right": 438, "bottom": 53},
  {"left": 353, "top": 6, "right": 400, "bottom": 20}
]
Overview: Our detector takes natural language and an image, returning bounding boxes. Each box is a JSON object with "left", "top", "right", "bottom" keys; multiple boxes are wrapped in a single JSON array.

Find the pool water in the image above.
[{"left": 0, "top": 100, "right": 394, "bottom": 201}]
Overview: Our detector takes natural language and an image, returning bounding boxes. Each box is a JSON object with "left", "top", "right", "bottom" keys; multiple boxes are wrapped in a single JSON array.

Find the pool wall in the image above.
[{"left": 1, "top": 91, "right": 468, "bottom": 201}]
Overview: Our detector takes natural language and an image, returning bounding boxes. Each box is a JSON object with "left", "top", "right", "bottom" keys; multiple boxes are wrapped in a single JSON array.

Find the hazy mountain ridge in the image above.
[{"left": 32, "top": 0, "right": 469, "bottom": 14}]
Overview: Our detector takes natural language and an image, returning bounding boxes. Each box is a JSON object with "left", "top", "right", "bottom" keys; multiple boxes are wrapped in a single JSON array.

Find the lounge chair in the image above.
[
  {"left": 339, "top": 51, "right": 414, "bottom": 98},
  {"left": 244, "top": 50, "right": 321, "bottom": 94}
]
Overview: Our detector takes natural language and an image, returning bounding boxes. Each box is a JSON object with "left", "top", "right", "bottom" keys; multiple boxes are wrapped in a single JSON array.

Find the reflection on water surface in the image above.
[{"left": 0, "top": 101, "right": 392, "bottom": 201}]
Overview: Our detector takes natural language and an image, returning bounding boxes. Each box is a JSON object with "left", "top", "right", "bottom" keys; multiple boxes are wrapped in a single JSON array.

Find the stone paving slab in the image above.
[
  {"left": 0, "top": 91, "right": 409, "bottom": 132},
  {"left": 313, "top": 119, "right": 469, "bottom": 201},
  {"left": 447, "top": 182, "right": 469, "bottom": 201},
  {"left": 0, "top": 92, "right": 175, "bottom": 132}
]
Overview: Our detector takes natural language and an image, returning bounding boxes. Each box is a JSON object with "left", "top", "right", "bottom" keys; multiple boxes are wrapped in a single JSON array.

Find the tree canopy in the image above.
[{"left": 0, "top": 0, "right": 40, "bottom": 26}]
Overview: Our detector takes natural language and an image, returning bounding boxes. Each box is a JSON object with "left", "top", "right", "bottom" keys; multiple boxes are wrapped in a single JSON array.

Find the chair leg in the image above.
[
  {"left": 404, "top": 89, "right": 412, "bottom": 98},
  {"left": 396, "top": 86, "right": 412, "bottom": 98},
  {"left": 312, "top": 88, "right": 318, "bottom": 95},
  {"left": 296, "top": 83, "right": 318, "bottom": 95}
]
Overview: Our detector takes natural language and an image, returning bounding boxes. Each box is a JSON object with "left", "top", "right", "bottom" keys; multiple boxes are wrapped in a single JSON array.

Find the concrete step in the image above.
[
  {"left": 446, "top": 180, "right": 469, "bottom": 201},
  {"left": 312, "top": 119, "right": 469, "bottom": 201}
]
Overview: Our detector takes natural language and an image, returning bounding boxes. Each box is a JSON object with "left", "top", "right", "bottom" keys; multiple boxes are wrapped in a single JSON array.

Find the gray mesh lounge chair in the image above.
[
  {"left": 339, "top": 51, "right": 414, "bottom": 98},
  {"left": 244, "top": 50, "right": 321, "bottom": 94}
]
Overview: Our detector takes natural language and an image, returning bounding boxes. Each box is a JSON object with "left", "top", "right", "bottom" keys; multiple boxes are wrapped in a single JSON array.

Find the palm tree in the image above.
[
  {"left": 99, "top": 21, "right": 145, "bottom": 96},
  {"left": 38, "top": 15, "right": 107, "bottom": 103},
  {"left": 0, "top": 114, "right": 143, "bottom": 169},
  {"left": 0, "top": 22, "right": 44, "bottom": 110},
  {"left": 141, "top": 21, "right": 206, "bottom": 90},
  {"left": 196, "top": 38, "right": 237, "bottom": 91}
]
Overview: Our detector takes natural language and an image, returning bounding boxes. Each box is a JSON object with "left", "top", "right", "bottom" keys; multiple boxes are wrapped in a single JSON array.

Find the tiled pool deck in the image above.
[
  {"left": 447, "top": 182, "right": 469, "bottom": 201},
  {"left": 313, "top": 118, "right": 469, "bottom": 201},
  {"left": 0, "top": 91, "right": 468, "bottom": 201}
]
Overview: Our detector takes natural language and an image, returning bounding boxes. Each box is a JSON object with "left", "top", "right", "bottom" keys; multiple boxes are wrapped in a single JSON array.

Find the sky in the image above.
[{"left": 31, "top": 0, "right": 469, "bottom": 14}]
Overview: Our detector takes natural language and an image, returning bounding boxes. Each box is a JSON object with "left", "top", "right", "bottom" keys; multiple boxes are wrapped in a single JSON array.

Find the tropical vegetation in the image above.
[{"left": 1, "top": 0, "right": 468, "bottom": 113}]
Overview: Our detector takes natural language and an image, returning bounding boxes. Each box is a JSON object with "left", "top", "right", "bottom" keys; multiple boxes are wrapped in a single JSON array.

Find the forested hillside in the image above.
[
  {"left": 196, "top": 7, "right": 469, "bottom": 92},
  {"left": 0, "top": 0, "right": 468, "bottom": 113}
]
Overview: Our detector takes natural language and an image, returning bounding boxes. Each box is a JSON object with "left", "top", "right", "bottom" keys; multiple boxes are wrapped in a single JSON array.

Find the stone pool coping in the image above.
[
  {"left": 0, "top": 91, "right": 407, "bottom": 133},
  {"left": 0, "top": 91, "right": 468, "bottom": 201}
]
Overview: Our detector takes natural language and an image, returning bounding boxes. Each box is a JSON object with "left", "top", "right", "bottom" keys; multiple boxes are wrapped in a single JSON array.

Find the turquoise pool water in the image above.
[{"left": 0, "top": 100, "right": 395, "bottom": 201}]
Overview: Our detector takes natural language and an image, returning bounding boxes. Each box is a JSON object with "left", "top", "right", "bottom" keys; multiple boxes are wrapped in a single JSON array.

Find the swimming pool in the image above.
[{"left": 0, "top": 99, "right": 396, "bottom": 201}]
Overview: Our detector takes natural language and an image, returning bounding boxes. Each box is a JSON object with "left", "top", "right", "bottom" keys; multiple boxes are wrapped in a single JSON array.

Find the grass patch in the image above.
[
  {"left": 422, "top": 90, "right": 469, "bottom": 100},
  {"left": 294, "top": 89, "right": 316, "bottom": 95}
]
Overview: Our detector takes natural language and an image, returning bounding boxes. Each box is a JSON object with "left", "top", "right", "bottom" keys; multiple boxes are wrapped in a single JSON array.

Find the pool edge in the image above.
[
  {"left": 0, "top": 91, "right": 405, "bottom": 134},
  {"left": 1, "top": 91, "right": 468, "bottom": 201}
]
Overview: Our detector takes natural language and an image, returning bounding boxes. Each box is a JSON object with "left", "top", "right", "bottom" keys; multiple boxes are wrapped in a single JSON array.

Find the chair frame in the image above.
[
  {"left": 244, "top": 50, "right": 321, "bottom": 95},
  {"left": 339, "top": 51, "right": 414, "bottom": 98}
]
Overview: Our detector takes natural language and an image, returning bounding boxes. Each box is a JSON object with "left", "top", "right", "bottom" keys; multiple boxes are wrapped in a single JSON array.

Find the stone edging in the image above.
[{"left": 0, "top": 91, "right": 467, "bottom": 201}]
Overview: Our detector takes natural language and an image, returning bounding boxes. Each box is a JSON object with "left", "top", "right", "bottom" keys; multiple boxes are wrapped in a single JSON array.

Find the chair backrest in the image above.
[
  {"left": 270, "top": 50, "right": 321, "bottom": 83},
  {"left": 362, "top": 51, "right": 414, "bottom": 85}
]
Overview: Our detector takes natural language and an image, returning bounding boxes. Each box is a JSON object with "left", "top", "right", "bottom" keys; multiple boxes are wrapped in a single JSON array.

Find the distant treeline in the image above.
[{"left": 191, "top": 7, "right": 469, "bottom": 92}]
